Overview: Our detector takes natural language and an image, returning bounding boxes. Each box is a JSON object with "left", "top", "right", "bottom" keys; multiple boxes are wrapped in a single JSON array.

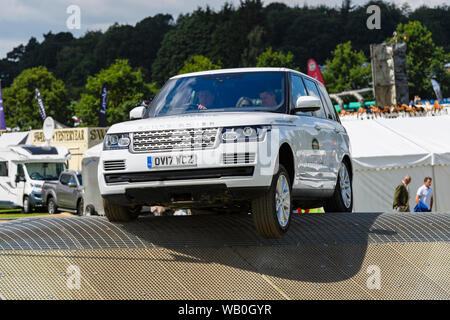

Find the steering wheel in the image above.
[{"left": 29, "top": 172, "right": 44, "bottom": 180}]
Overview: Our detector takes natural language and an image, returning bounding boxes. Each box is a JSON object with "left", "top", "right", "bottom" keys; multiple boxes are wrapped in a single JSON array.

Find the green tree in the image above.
[
  {"left": 256, "top": 47, "right": 297, "bottom": 69},
  {"left": 178, "top": 55, "right": 221, "bottom": 74},
  {"left": 322, "top": 41, "right": 371, "bottom": 93},
  {"left": 3, "top": 66, "right": 70, "bottom": 130},
  {"left": 394, "top": 21, "right": 450, "bottom": 98},
  {"left": 241, "top": 25, "right": 267, "bottom": 67},
  {"left": 75, "top": 59, "right": 151, "bottom": 126}
]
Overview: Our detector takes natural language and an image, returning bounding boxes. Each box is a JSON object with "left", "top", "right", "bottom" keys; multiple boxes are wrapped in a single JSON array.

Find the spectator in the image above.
[
  {"left": 415, "top": 177, "right": 433, "bottom": 212},
  {"left": 393, "top": 174, "right": 411, "bottom": 212}
]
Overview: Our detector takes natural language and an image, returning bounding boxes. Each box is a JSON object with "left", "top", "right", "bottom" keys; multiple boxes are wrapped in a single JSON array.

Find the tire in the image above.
[
  {"left": 85, "top": 204, "right": 96, "bottom": 216},
  {"left": 103, "top": 198, "right": 139, "bottom": 222},
  {"left": 324, "top": 161, "right": 353, "bottom": 212},
  {"left": 22, "top": 196, "right": 32, "bottom": 213},
  {"left": 76, "top": 198, "right": 84, "bottom": 216},
  {"left": 47, "top": 197, "right": 57, "bottom": 215},
  {"left": 251, "top": 164, "right": 292, "bottom": 239}
]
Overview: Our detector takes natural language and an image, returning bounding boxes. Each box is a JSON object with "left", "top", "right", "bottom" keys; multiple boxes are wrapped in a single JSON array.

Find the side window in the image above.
[
  {"left": 303, "top": 78, "right": 326, "bottom": 119},
  {"left": 60, "top": 174, "right": 70, "bottom": 185},
  {"left": 290, "top": 74, "right": 311, "bottom": 116},
  {"left": 68, "top": 176, "right": 77, "bottom": 186},
  {"left": 318, "top": 84, "right": 339, "bottom": 122},
  {"left": 0, "top": 161, "right": 8, "bottom": 176}
]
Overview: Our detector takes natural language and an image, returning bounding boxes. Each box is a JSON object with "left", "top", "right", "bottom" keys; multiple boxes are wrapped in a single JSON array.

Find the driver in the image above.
[{"left": 197, "top": 90, "right": 215, "bottom": 110}]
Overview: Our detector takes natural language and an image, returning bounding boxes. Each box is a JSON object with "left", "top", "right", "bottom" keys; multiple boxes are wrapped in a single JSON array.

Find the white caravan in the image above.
[{"left": 0, "top": 145, "right": 70, "bottom": 212}]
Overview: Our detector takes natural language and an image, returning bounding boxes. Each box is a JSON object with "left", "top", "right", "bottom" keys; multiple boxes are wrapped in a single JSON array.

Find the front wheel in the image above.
[
  {"left": 103, "top": 198, "right": 139, "bottom": 222},
  {"left": 251, "top": 164, "right": 292, "bottom": 239},
  {"left": 76, "top": 198, "right": 84, "bottom": 216},
  {"left": 47, "top": 198, "right": 57, "bottom": 215},
  {"left": 22, "top": 196, "right": 32, "bottom": 213},
  {"left": 324, "top": 161, "right": 353, "bottom": 212}
]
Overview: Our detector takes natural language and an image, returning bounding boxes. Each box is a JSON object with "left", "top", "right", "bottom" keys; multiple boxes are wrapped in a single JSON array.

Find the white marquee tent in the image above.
[{"left": 343, "top": 115, "right": 450, "bottom": 212}]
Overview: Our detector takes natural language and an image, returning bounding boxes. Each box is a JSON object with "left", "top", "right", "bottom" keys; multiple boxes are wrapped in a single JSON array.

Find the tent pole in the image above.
[{"left": 431, "top": 164, "right": 437, "bottom": 212}]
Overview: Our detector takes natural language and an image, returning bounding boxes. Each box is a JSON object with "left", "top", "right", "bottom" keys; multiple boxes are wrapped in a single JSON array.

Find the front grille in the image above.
[
  {"left": 223, "top": 153, "right": 256, "bottom": 164},
  {"left": 104, "top": 160, "right": 126, "bottom": 171},
  {"left": 132, "top": 128, "right": 219, "bottom": 153}
]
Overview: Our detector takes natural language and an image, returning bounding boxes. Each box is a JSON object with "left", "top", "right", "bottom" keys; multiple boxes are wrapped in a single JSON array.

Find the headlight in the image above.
[
  {"left": 221, "top": 125, "right": 270, "bottom": 143},
  {"left": 104, "top": 133, "right": 130, "bottom": 150}
]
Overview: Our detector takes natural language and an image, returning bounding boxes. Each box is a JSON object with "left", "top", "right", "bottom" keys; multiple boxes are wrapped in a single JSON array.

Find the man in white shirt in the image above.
[{"left": 416, "top": 177, "right": 434, "bottom": 212}]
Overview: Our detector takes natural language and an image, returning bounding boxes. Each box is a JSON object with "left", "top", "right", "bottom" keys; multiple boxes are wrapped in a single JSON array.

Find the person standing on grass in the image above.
[
  {"left": 415, "top": 177, "right": 434, "bottom": 212},
  {"left": 393, "top": 174, "right": 411, "bottom": 212}
]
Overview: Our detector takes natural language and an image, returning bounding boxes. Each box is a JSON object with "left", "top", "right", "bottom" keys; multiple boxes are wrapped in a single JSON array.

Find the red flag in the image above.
[{"left": 307, "top": 58, "right": 325, "bottom": 86}]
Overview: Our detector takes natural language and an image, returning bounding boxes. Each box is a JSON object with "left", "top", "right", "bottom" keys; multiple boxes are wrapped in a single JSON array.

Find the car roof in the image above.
[{"left": 170, "top": 67, "right": 318, "bottom": 83}]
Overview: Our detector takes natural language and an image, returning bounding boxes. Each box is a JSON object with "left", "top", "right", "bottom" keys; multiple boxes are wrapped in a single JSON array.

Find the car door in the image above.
[
  {"left": 66, "top": 174, "right": 79, "bottom": 209},
  {"left": 317, "top": 83, "right": 342, "bottom": 185},
  {"left": 302, "top": 78, "right": 335, "bottom": 190},
  {"left": 58, "top": 174, "right": 71, "bottom": 207},
  {"left": 288, "top": 73, "right": 322, "bottom": 190},
  {"left": 15, "top": 164, "right": 26, "bottom": 207}
]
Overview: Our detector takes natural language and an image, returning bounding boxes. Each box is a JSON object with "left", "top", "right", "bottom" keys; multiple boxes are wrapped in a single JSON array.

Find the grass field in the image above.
[{"left": 0, "top": 209, "right": 49, "bottom": 219}]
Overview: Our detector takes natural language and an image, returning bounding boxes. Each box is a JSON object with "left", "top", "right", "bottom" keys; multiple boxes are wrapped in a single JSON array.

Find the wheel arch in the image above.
[
  {"left": 278, "top": 143, "right": 295, "bottom": 185},
  {"left": 341, "top": 154, "right": 353, "bottom": 181}
]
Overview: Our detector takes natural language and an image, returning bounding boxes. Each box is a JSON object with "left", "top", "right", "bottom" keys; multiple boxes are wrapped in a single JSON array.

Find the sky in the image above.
[{"left": 0, "top": 0, "right": 449, "bottom": 59}]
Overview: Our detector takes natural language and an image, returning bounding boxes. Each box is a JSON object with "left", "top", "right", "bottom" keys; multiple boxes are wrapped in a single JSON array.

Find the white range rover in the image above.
[{"left": 99, "top": 68, "right": 353, "bottom": 238}]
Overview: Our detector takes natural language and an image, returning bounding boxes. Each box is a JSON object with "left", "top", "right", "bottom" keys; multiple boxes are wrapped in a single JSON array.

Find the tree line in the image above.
[{"left": 0, "top": 0, "right": 449, "bottom": 129}]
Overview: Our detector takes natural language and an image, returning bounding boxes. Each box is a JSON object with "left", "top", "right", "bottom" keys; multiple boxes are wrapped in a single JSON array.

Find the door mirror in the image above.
[
  {"left": 68, "top": 181, "right": 77, "bottom": 188},
  {"left": 293, "top": 96, "right": 321, "bottom": 113},
  {"left": 129, "top": 106, "right": 145, "bottom": 120},
  {"left": 15, "top": 174, "right": 25, "bottom": 183}
]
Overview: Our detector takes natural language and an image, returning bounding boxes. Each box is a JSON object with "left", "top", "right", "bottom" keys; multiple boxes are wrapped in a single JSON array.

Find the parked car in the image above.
[
  {"left": 98, "top": 67, "right": 353, "bottom": 238},
  {"left": 0, "top": 145, "right": 70, "bottom": 213},
  {"left": 42, "top": 170, "right": 84, "bottom": 215}
]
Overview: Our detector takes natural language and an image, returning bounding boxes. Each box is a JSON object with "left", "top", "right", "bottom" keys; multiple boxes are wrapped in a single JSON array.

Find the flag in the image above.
[
  {"left": 0, "top": 80, "right": 5, "bottom": 130},
  {"left": 307, "top": 58, "right": 325, "bottom": 86},
  {"left": 35, "top": 88, "right": 47, "bottom": 120},
  {"left": 430, "top": 79, "right": 443, "bottom": 102},
  {"left": 99, "top": 84, "right": 108, "bottom": 127}
]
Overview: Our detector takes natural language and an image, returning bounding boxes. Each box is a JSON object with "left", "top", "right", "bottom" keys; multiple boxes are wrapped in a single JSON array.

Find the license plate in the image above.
[{"left": 147, "top": 155, "right": 197, "bottom": 168}]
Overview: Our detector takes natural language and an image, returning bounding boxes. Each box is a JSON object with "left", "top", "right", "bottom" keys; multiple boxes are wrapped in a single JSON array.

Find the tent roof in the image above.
[
  {"left": 343, "top": 116, "right": 450, "bottom": 170},
  {"left": 0, "top": 132, "right": 29, "bottom": 147}
]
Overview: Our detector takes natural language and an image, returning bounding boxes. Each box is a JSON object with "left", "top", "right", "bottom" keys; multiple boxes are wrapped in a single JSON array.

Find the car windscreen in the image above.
[
  {"left": 25, "top": 162, "right": 66, "bottom": 181},
  {"left": 77, "top": 174, "right": 82, "bottom": 186},
  {"left": 145, "top": 72, "right": 286, "bottom": 118}
]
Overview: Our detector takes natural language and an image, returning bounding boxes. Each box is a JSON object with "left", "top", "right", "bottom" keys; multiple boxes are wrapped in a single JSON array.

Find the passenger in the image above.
[
  {"left": 197, "top": 90, "right": 215, "bottom": 110},
  {"left": 236, "top": 97, "right": 252, "bottom": 107},
  {"left": 259, "top": 89, "right": 277, "bottom": 107},
  {"left": 393, "top": 174, "right": 411, "bottom": 212}
]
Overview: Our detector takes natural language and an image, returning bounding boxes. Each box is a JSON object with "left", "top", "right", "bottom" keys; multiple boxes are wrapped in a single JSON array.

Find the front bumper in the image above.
[
  {"left": 29, "top": 191, "right": 43, "bottom": 207},
  {"left": 102, "top": 184, "right": 269, "bottom": 208},
  {"left": 98, "top": 141, "right": 277, "bottom": 203}
]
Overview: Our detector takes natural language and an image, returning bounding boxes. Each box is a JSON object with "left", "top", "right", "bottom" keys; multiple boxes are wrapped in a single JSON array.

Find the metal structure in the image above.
[
  {"left": 370, "top": 43, "right": 409, "bottom": 107},
  {"left": 0, "top": 212, "right": 448, "bottom": 300},
  {"left": 329, "top": 88, "right": 372, "bottom": 109}
]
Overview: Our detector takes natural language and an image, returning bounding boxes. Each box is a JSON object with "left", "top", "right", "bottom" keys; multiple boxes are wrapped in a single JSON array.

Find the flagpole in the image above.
[{"left": 0, "top": 79, "right": 6, "bottom": 133}]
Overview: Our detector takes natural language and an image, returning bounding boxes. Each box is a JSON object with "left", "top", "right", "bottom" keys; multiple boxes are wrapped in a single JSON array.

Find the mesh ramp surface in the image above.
[
  {"left": 0, "top": 212, "right": 448, "bottom": 250},
  {"left": 0, "top": 212, "right": 448, "bottom": 300}
]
